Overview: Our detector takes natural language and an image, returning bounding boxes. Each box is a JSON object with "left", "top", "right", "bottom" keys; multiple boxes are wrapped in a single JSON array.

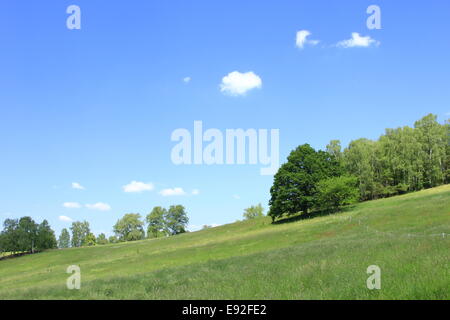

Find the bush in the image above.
[{"left": 243, "top": 204, "right": 265, "bottom": 220}]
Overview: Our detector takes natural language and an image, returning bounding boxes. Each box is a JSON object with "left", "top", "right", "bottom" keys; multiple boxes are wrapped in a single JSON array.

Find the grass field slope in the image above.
[{"left": 0, "top": 185, "right": 449, "bottom": 300}]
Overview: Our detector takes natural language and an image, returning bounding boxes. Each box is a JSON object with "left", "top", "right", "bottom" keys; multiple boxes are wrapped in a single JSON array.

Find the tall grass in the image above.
[{"left": 0, "top": 185, "right": 448, "bottom": 299}]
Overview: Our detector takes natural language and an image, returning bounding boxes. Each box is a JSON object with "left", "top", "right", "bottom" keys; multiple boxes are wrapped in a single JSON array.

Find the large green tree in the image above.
[
  {"left": 165, "top": 205, "right": 189, "bottom": 235},
  {"left": 35, "top": 220, "right": 57, "bottom": 251},
  {"left": 16, "top": 217, "right": 38, "bottom": 253},
  {"left": 0, "top": 217, "right": 57, "bottom": 254},
  {"left": 70, "top": 221, "right": 91, "bottom": 247},
  {"left": 146, "top": 207, "right": 168, "bottom": 238},
  {"left": 113, "top": 213, "right": 145, "bottom": 242},
  {"left": 414, "top": 114, "right": 447, "bottom": 188},
  {"left": 58, "top": 228, "right": 71, "bottom": 248},
  {"left": 269, "top": 144, "right": 342, "bottom": 222},
  {"left": 1, "top": 219, "right": 20, "bottom": 254},
  {"left": 343, "top": 138, "right": 380, "bottom": 200}
]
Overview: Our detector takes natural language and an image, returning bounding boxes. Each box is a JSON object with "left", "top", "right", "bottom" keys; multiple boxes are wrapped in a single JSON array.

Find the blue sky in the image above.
[{"left": 1, "top": 0, "right": 449, "bottom": 237}]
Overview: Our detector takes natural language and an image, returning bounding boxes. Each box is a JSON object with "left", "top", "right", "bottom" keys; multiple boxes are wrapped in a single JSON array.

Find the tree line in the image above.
[
  {"left": 269, "top": 114, "right": 449, "bottom": 221},
  {"left": 0, "top": 217, "right": 57, "bottom": 255},
  {"left": 59, "top": 205, "right": 189, "bottom": 248},
  {"left": 1, "top": 205, "right": 189, "bottom": 254}
]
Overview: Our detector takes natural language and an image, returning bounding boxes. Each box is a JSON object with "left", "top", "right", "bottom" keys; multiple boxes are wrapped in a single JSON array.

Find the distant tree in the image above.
[
  {"left": 35, "top": 220, "right": 57, "bottom": 251},
  {"left": 146, "top": 207, "right": 168, "bottom": 238},
  {"left": 113, "top": 213, "right": 145, "bottom": 242},
  {"left": 0, "top": 217, "right": 56, "bottom": 254},
  {"left": 0, "top": 232, "right": 5, "bottom": 255},
  {"left": 85, "top": 233, "right": 97, "bottom": 246},
  {"left": 108, "top": 236, "right": 118, "bottom": 244},
  {"left": 70, "top": 221, "right": 91, "bottom": 247},
  {"left": 445, "top": 120, "right": 450, "bottom": 184},
  {"left": 343, "top": 138, "right": 380, "bottom": 200},
  {"left": 202, "top": 225, "right": 212, "bottom": 230},
  {"left": 316, "top": 176, "right": 359, "bottom": 212},
  {"left": 58, "top": 228, "right": 71, "bottom": 248},
  {"left": 96, "top": 233, "right": 108, "bottom": 245},
  {"left": 243, "top": 204, "right": 265, "bottom": 220},
  {"left": 17, "top": 217, "right": 38, "bottom": 253},
  {"left": 0, "top": 219, "right": 19, "bottom": 254},
  {"left": 326, "top": 140, "right": 343, "bottom": 162},
  {"left": 269, "top": 144, "right": 342, "bottom": 222},
  {"left": 378, "top": 126, "right": 422, "bottom": 193},
  {"left": 414, "top": 114, "right": 447, "bottom": 188},
  {"left": 165, "top": 205, "right": 189, "bottom": 235}
]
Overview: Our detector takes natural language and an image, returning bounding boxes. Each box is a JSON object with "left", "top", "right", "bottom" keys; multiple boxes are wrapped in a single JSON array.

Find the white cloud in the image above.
[
  {"left": 122, "top": 181, "right": 154, "bottom": 193},
  {"left": 85, "top": 202, "right": 111, "bottom": 211},
  {"left": 220, "top": 71, "right": 262, "bottom": 96},
  {"left": 59, "top": 215, "right": 73, "bottom": 222},
  {"left": 159, "top": 187, "right": 186, "bottom": 197},
  {"left": 295, "top": 30, "right": 319, "bottom": 49},
  {"left": 71, "top": 182, "right": 85, "bottom": 190},
  {"left": 63, "top": 202, "right": 82, "bottom": 209},
  {"left": 445, "top": 112, "right": 450, "bottom": 116},
  {"left": 192, "top": 189, "right": 200, "bottom": 195},
  {"left": 183, "top": 76, "right": 191, "bottom": 83},
  {"left": 233, "top": 194, "right": 241, "bottom": 200},
  {"left": 337, "top": 32, "right": 380, "bottom": 48}
]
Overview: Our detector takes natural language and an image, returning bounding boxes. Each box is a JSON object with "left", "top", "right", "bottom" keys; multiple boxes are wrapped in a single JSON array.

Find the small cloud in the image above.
[
  {"left": 63, "top": 202, "right": 82, "bottom": 209},
  {"left": 159, "top": 187, "right": 186, "bottom": 197},
  {"left": 220, "top": 71, "right": 262, "bottom": 96},
  {"left": 445, "top": 112, "right": 450, "bottom": 116},
  {"left": 183, "top": 77, "right": 191, "bottom": 83},
  {"left": 72, "top": 182, "right": 85, "bottom": 190},
  {"left": 123, "top": 181, "right": 154, "bottom": 193},
  {"left": 337, "top": 32, "right": 380, "bottom": 48},
  {"left": 192, "top": 189, "right": 200, "bottom": 195},
  {"left": 59, "top": 215, "right": 73, "bottom": 222},
  {"left": 295, "top": 30, "right": 319, "bottom": 49},
  {"left": 86, "top": 202, "right": 111, "bottom": 211},
  {"left": 233, "top": 194, "right": 241, "bottom": 200}
]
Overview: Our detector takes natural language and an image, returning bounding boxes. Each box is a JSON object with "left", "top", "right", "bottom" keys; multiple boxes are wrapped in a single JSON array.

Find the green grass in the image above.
[{"left": 0, "top": 185, "right": 449, "bottom": 299}]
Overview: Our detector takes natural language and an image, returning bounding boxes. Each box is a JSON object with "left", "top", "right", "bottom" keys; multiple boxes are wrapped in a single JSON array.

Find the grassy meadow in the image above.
[{"left": 0, "top": 185, "right": 449, "bottom": 299}]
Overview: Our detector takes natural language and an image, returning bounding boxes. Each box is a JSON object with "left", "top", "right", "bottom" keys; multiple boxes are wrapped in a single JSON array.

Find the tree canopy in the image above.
[
  {"left": 269, "top": 144, "right": 342, "bottom": 221},
  {"left": 165, "top": 205, "right": 189, "bottom": 236},
  {"left": 113, "top": 213, "right": 145, "bottom": 242},
  {"left": 243, "top": 204, "right": 265, "bottom": 220},
  {"left": 0, "top": 217, "right": 56, "bottom": 255},
  {"left": 146, "top": 207, "right": 168, "bottom": 238},
  {"left": 268, "top": 114, "right": 449, "bottom": 222},
  {"left": 70, "top": 221, "right": 91, "bottom": 247},
  {"left": 58, "top": 228, "right": 71, "bottom": 249}
]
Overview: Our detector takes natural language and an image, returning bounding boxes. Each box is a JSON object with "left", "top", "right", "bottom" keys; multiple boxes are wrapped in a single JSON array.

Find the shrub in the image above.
[{"left": 316, "top": 175, "right": 359, "bottom": 212}]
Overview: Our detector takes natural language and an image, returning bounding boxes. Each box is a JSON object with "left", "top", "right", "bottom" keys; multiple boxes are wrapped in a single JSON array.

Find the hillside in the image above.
[{"left": 0, "top": 185, "right": 449, "bottom": 299}]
